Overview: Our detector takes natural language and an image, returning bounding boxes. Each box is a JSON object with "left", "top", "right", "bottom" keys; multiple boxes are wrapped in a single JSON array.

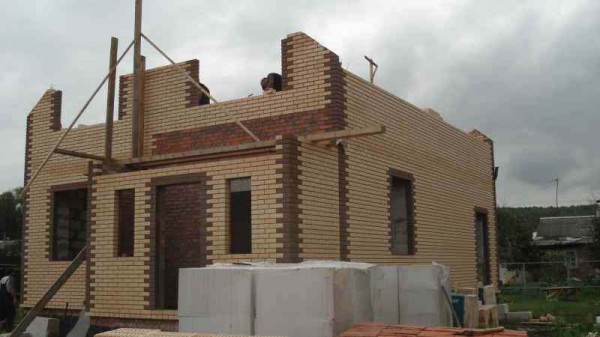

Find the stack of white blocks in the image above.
[{"left": 178, "top": 261, "right": 451, "bottom": 337}]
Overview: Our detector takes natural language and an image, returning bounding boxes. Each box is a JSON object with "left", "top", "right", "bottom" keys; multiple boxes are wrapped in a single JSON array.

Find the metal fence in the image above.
[{"left": 500, "top": 260, "right": 600, "bottom": 289}]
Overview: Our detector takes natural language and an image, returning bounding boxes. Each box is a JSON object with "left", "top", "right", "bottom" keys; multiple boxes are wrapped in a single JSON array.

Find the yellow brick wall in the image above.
[
  {"left": 23, "top": 32, "right": 334, "bottom": 319},
  {"left": 89, "top": 154, "right": 282, "bottom": 320},
  {"left": 298, "top": 142, "right": 340, "bottom": 260},
  {"left": 343, "top": 72, "right": 497, "bottom": 287},
  {"left": 23, "top": 30, "right": 497, "bottom": 323}
]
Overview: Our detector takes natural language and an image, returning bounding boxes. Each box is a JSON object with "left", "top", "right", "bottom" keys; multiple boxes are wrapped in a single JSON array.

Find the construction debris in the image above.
[
  {"left": 339, "top": 323, "right": 526, "bottom": 337},
  {"left": 95, "top": 328, "right": 285, "bottom": 337},
  {"left": 505, "top": 311, "right": 533, "bottom": 324}
]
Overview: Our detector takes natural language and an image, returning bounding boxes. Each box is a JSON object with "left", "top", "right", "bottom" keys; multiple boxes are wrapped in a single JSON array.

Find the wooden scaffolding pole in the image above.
[
  {"left": 141, "top": 33, "right": 261, "bottom": 142},
  {"left": 54, "top": 148, "right": 105, "bottom": 161},
  {"left": 131, "top": 0, "right": 143, "bottom": 157},
  {"left": 137, "top": 55, "right": 146, "bottom": 155},
  {"left": 19, "top": 40, "right": 134, "bottom": 200},
  {"left": 104, "top": 37, "right": 118, "bottom": 169},
  {"left": 364, "top": 55, "right": 378, "bottom": 84},
  {"left": 9, "top": 247, "right": 87, "bottom": 337}
]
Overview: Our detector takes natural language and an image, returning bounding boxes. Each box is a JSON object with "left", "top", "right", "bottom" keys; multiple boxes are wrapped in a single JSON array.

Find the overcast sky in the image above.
[{"left": 2, "top": 0, "right": 599, "bottom": 207}]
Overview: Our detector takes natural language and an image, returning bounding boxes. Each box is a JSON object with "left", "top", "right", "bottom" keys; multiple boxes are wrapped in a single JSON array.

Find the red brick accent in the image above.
[
  {"left": 152, "top": 108, "right": 340, "bottom": 155},
  {"left": 118, "top": 76, "right": 130, "bottom": 120},
  {"left": 49, "top": 90, "right": 62, "bottom": 131},
  {"left": 21, "top": 113, "right": 34, "bottom": 304},
  {"left": 184, "top": 60, "right": 201, "bottom": 108},
  {"left": 86, "top": 161, "right": 93, "bottom": 309},
  {"left": 325, "top": 51, "right": 347, "bottom": 128},
  {"left": 147, "top": 173, "right": 210, "bottom": 310},
  {"left": 338, "top": 144, "right": 349, "bottom": 261},
  {"left": 281, "top": 37, "right": 294, "bottom": 91},
  {"left": 275, "top": 137, "right": 302, "bottom": 262}
]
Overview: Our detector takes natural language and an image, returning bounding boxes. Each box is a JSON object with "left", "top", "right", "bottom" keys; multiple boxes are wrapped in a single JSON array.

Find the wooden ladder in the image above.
[{"left": 9, "top": 246, "right": 87, "bottom": 337}]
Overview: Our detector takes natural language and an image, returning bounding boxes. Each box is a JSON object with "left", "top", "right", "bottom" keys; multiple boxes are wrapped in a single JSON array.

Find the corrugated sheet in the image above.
[{"left": 536, "top": 216, "right": 595, "bottom": 239}]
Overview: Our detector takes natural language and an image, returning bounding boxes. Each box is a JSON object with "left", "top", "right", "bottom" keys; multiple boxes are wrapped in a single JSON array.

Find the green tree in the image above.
[
  {"left": 0, "top": 187, "right": 23, "bottom": 239},
  {"left": 588, "top": 217, "right": 600, "bottom": 260},
  {"left": 497, "top": 208, "right": 540, "bottom": 262}
]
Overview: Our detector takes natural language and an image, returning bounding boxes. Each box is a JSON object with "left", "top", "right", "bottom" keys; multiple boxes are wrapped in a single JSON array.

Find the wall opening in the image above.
[
  {"left": 475, "top": 211, "right": 491, "bottom": 285},
  {"left": 116, "top": 189, "right": 135, "bottom": 257},
  {"left": 51, "top": 188, "right": 88, "bottom": 261},
  {"left": 229, "top": 178, "right": 252, "bottom": 254},
  {"left": 155, "top": 182, "right": 205, "bottom": 310},
  {"left": 389, "top": 173, "right": 415, "bottom": 255}
]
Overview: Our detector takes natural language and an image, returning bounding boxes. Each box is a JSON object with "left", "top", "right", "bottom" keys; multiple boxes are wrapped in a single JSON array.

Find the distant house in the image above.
[{"left": 532, "top": 214, "right": 598, "bottom": 278}]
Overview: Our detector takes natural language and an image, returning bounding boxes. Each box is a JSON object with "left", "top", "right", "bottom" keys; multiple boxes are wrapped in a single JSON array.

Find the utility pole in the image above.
[
  {"left": 131, "top": 0, "right": 143, "bottom": 157},
  {"left": 555, "top": 178, "right": 559, "bottom": 209}
]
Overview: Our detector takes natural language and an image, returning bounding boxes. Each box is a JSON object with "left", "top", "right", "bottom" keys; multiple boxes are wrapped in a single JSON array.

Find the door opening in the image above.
[
  {"left": 155, "top": 182, "right": 205, "bottom": 309},
  {"left": 475, "top": 211, "right": 491, "bottom": 285}
]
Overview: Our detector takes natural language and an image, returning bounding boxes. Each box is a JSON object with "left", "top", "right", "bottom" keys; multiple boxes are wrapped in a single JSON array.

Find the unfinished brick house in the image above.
[{"left": 22, "top": 32, "right": 497, "bottom": 329}]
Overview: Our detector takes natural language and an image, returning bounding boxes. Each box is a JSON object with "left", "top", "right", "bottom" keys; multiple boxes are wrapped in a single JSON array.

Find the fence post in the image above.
[{"left": 522, "top": 263, "right": 526, "bottom": 288}]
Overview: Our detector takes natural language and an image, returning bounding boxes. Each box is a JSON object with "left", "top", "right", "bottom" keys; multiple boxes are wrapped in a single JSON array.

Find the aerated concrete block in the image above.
[
  {"left": 370, "top": 266, "right": 399, "bottom": 324},
  {"left": 497, "top": 303, "right": 509, "bottom": 322},
  {"left": 505, "top": 311, "right": 532, "bottom": 323},
  {"left": 25, "top": 317, "right": 59, "bottom": 337}
]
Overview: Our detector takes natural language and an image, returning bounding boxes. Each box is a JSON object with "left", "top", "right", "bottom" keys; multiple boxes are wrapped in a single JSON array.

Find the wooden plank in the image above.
[
  {"left": 461, "top": 327, "right": 504, "bottom": 336},
  {"left": 299, "top": 126, "right": 385, "bottom": 143},
  {"left": 140, "top": 33, "right": 261, "bottom": 142},
  {"left": 118, "top": 140, "right": 276, "bottom": 166},
  {"left": 54, "top": 148, "right": 105, "bottom": 161},
  {"left": 18, "top": 40, "right": 134, "bottom": 200},
  {"left": 478, "top": 304, "right": 499, "bottom": 328},
  {"left": 104, "top": 37, "right": 118, "bottom": 169},
  {"left": 9, "top": 247, "right": 87, "bottom": 337},
  {"left": 131, "top": 0, "right": 143, "bottom": 157}
]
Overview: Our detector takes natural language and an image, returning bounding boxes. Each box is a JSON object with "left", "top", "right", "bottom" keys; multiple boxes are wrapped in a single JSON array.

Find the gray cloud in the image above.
[{"left": 1, "top": 0, "right": 598, "bottom": 207}]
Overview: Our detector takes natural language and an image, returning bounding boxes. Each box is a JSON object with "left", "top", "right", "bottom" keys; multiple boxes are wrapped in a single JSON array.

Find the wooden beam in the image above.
[
  {"left": 54, "top": 148, "right": 105, "bottom": 161},
  {"left": 299, "top": 125, "right": 385, "bottom": 143},
  {"left": 104, "top": 37, "right": 118, "bottom": 169},
  {"left": 118, "top": 141, "right": 276, "bottom": 167},
  {"left": 140, "top": 33, "right": 261, "bottom": 143},
  {"left": 137, "top": 55, "right": 146, "bottom": 155},
  {"left": 131, "top": 0, "right": 143, "bottom": 157},
  {"left": 18, "top": 41, "right": 134, "bottom": 200},
  {"left": 9, "top": 247, "right": 87, "bottom": 337}
]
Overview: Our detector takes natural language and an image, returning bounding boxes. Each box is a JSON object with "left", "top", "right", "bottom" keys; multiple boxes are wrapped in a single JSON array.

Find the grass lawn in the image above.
[{"left": 500, "top": 288, "right": 600, "bottom": 325}]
